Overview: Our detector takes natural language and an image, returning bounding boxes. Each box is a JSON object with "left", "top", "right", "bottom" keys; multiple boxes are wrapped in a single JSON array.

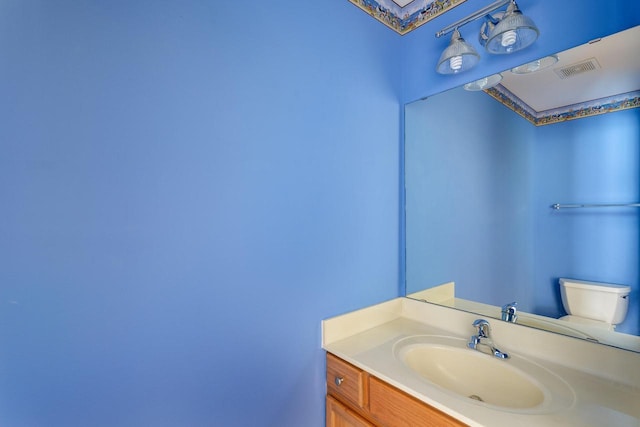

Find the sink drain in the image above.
[{"left": 468, "top": 394, "right": 484, "bottom": 402}]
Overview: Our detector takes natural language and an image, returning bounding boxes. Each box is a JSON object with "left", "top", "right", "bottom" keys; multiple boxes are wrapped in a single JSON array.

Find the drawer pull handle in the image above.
[{"left": 334, "top": 376, "right": 344, "bottom": 386}]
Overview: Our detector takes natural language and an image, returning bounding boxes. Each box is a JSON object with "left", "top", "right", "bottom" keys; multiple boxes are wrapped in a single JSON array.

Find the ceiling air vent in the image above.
[{"left": 554, "top": 58, "right": 601, "bottom": 79}]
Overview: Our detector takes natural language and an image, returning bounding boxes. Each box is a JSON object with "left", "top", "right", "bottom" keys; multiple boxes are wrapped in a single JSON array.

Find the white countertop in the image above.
[{"left": 322, "top": 297, "right": 640, "bottom": 427}]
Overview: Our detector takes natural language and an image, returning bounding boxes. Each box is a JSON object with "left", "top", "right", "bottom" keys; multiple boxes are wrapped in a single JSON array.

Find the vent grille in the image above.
[{"left": 554, "top": 58, "right": 601, "bottom": 79}]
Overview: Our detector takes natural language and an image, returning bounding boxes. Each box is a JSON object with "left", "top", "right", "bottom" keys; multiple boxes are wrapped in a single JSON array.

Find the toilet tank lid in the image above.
[{"left": 559, "top": 278, "right": 631, "bottom": 294}]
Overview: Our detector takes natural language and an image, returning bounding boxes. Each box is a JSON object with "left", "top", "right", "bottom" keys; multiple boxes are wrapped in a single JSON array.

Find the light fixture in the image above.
[
  {"left": 481, "top": 1, "right": 539, "bottom": 54},
  {"left": 464, "top": 73, "right": 503, "bottom": 91},
  {"left": 511, "top": 55, "right": 558, "bottom": 74},
  {"left": 435, "top": 0, "right": 539, "bottom": 74},
  {"left": 436, "top": 29, "right": 480, "bottom": 74}
]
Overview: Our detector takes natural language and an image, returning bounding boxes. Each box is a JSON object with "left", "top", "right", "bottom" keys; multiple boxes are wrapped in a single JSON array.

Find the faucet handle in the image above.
[
  {"left": 470, "top": 319, "right": 509, "bottom": 359},
  {"left": 502, "top": 301, "right": 517, "bottom": 310},
  {"left": 501, "top": 302, "right": 518, "bottom": 322},
  {"left": 472, "top": 319, "right": 491, "bottom": 338}
]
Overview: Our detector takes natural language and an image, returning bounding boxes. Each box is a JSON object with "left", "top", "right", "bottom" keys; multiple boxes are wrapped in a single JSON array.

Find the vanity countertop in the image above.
[{"left": 322, "top": 297, "right": 640, "bottom": 427}]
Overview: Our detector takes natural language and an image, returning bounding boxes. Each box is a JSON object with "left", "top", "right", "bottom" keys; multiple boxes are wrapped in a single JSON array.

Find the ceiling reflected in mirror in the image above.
[{"left": 485, "top": 25, "right": 640, "bottom": 125}]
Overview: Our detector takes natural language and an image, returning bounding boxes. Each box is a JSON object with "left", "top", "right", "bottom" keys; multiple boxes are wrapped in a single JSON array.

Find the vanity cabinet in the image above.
[
  {"left": 326, "top": 395, "right": 374, "bottom": 427},
  {"left": 326, "top": 353, "right": 467, "bottom": 427}
]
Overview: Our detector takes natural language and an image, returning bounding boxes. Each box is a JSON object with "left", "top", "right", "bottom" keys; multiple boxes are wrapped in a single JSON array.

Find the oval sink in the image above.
[{"left": 393, "top": 335, "right": 574, "bottom": 413}]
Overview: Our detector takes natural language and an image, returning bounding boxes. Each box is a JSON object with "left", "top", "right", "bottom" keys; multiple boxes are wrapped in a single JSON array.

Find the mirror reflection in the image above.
[{"left": 404, "top": 25, "right": 640, "bottom": 352}]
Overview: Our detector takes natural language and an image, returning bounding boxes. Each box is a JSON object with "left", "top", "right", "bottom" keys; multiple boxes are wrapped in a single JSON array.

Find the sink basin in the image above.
[{"left": 393, "top": 335, "right": 575, "bottom": 413}]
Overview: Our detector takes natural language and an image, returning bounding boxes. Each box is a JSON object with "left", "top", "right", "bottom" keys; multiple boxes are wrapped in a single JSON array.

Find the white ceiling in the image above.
[{"left": 499, "top": 25, "right": 640, "bottom": 113}]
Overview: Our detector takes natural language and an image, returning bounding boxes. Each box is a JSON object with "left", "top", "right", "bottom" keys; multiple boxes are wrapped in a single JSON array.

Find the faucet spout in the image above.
[{"left": 468, "top": 319, "right": 509, "bottom": 359}]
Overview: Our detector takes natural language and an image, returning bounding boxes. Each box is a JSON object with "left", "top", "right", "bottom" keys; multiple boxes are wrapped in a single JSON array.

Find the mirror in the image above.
[{"left": 404, "top": 25, "right": 640, "bottom": 352}]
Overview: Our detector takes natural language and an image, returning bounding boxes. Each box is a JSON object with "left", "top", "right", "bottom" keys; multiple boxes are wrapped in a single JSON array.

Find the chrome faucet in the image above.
[
  {"left": 468, "top": 319, "right": 509, "bottom": 359},
  {"left": 501, "top": 301, "right": 518, "bottom": 323}
]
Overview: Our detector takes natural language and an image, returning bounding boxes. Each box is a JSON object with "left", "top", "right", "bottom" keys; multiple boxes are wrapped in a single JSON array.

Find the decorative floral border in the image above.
[
  {"left": 484, "top": 85, "right": 640, "bottom": 126},
  {"left": 348, "top": 0, "right": 468, "bottom": 35}
]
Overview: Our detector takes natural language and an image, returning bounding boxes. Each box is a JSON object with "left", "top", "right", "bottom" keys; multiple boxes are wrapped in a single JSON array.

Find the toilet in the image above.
[{"left": 558, "top": 278, "right": 631, "bottom": 331}]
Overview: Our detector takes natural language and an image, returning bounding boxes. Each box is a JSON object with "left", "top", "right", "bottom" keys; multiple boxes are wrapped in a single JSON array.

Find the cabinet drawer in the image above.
[{"left": 326, "top": 353, "right": 368, "bottom": 409}]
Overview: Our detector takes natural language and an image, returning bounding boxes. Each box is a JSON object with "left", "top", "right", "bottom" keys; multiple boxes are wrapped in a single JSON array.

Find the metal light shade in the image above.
[
  {"left": 511, "top": 55, "right": 558, "bottom": 74},
  {"left": 464, "top": 73, "right": 502, "bottom": 91},
  {"left": 485, "top": 2, "right": 539, "bottom": 54},
  {"left": 436, "top": 29, "right": 480, "bottom": 74}
]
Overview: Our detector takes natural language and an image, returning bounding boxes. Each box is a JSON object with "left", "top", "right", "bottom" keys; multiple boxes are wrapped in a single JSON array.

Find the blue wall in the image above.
[
  {"left": 0, "top": 1, "right": 401, "bottom": 426},
  {"left": 405, "top": 87, "right": 535, "bottom": 306},
  {"left": 0, "top": 0, "right": 638, "bottom": 425},
  {"left": 533, "top": 108, "right": 640, "bottom": 334}
]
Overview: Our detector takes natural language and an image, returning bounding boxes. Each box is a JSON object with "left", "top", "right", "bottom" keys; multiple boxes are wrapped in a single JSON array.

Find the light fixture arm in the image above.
[{"left": 436, "top": 0, "right": 512, "bottom": 38}]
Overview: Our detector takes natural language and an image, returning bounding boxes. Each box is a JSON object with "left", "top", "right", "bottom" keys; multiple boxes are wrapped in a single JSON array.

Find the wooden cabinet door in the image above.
[
  {"left": 327, "top": 395, "right": 374, "bottom": 427},
  {"left": 369, "top": 377, "right": 467, "bottom": 427}
]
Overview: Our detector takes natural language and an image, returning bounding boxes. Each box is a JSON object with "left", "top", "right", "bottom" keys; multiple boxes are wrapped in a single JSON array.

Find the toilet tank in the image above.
[{"left": 559, "top": 278, "right": 631, "bottom": 324}]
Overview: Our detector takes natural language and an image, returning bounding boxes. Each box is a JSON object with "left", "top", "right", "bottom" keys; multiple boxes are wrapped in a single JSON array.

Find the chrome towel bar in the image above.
[{"left": 551, "top": 203, "right": 640, "bottom": 210}]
